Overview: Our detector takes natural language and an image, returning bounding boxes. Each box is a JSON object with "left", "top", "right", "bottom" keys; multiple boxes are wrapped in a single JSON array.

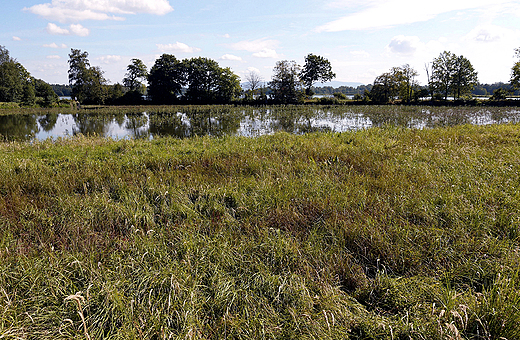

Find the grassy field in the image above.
[{"left": 0, "top": 124, "right": 519, "bottom": 339}]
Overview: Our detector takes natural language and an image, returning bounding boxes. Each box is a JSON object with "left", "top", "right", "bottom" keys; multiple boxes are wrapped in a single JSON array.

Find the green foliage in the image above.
[
  {"left": 431, "top": 51, "right": 478, "bottom": 100},
  {"left": 370, "top": 65, "right": 419, "bottom": 103},
  {"left": 123, "top": 58, "right": 148, "bottom": 93},
  {"left": 269, "top": 60, "right": 304, "bottom": 104},
  {"left": 490, "top": 88, "right": 509, "bottom": 100},
  {"left": 300, "top": 53, "right": 335, "bottom": 95},
  {"left": 183, "top": 57, "right": 241, "bottom": 104},
  {"left": 68, "top": 49, "right": 108, "bottom": 104},
  {"left": 147, "top": 54, "right": 185, "bottom": 104}
]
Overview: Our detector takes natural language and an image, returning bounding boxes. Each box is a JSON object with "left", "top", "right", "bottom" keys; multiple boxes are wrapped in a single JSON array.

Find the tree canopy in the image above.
[
  {"left": 269, "top": 60, "right": 304, "bottom": 104},
  {"left": 123, "top": 58, "right": 148, "bottom": 93},
  {"left": 431, "top": 51, "right": 478, "bottom": 100},
  {"left": 0, "top": 45, "right": 58, "bottom": 106},
  {"left": 68, "top": 49, "right": 108, "bottom": 104},
  {"left": 300, "top": 54, "right": 336, "bottom": 96},
  {"left": 511, "top": 48, "right": 520, "bottom": 91}
]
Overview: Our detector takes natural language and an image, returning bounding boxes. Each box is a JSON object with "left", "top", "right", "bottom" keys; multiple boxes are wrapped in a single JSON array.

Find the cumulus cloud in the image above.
[
  {"left": 12, "top": 36, "right": 21, "bottom": 41},
  {"left": 220, "top": 54, "right": 242, "bottom": 61},
  {"left": 46, "top": 23, "right": 90, "bottom": 36},
  {"left": 97, "top": 55, "right": 122, "bottom": 64},
  {"left": 46, "top": 55, "right": 61, "bottom": 59},
  {"left": 46, "top": 23, "right": 70, "bottom": 35},
  {"left": 43, "top": 42, "right": 68, "bottom": 48},
  {"left": 230, "top": 38, "right": 281, "bottom": 58},
  {"left": 157, "top": 42, "right": 201, "bottom": 53},
  {"left": 317, "top": 0, "right": 514, "bottom": 32},
  {"left": 252, "top": 49, "right": 280, "bottom": 58},
  {"left": 69, "top": 24, "right": 90, "bottom": 36},
  {"left": 24, "top": 0, "right": 173, "bottom": 23},
  {"left": 387, "top": 35, "right": 422, "bottom": 55},
  {"left": 231, "top": 38, "right": 278, "bottom": 52}
]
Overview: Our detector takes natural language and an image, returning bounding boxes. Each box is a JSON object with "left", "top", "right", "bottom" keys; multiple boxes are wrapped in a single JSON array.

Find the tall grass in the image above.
[{"left": 0, "top": 124, "right": 519, "bottom": 338}]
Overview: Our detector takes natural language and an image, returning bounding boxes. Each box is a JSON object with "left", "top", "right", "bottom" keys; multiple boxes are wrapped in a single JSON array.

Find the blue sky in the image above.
[{"left": 2, "top": 0, "right": 520, "bottom": 86}]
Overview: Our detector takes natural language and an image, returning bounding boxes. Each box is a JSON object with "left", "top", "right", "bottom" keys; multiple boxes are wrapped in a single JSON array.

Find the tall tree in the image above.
[
  {"left": 398, "top": 64, "right": 419, "bottom": 103},
  {"left": 431, "top": 51, "right": 478, "bottom": 100},
  {"left": 183, "top": 57, "right": 241, "bottom": 104},
  {"left": 431, "top": 51, "right": 456, "bottom": 100},
  {"left": 299, "top": 54, "right": 336, "bottom": 96},
  {"left": 451, "top": 55, "right": 478, "bottom": 99},
  {"left": 270, "top": 60, "right": 304, "bottom": 104},
  {"left": 68, "top": 49, "right": 107, "bottom": 104},
  {"left": 510, "top": 48, "right": 520, "bottom": 91},
  {"left": 147, "top": 54, "right": 185, "bottom": 104},
  {"left": 244, "top": 70, "right": 262, "bottom": 100},
  {"left": 123, "top": 58, "right": 148, "bottom": 93},
  {"left": 370, "top": 71, "right": 399, "bottom": 103}
]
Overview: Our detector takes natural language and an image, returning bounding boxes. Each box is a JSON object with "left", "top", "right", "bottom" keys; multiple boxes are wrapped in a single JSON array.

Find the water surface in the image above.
[{"left": 1, "top": 106, "right": 519, "bottom": 141}]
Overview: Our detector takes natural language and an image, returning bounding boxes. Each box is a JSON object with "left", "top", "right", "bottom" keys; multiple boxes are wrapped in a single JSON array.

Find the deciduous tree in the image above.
[
  {"left": 431, "top": 51, "right": 477, "bottom": 100},
  {"left": 68, "top": 49, "right": 107, "bottom": 104},
  {"left": 300, "top": 54, "right": 335, "bottom": 96},
  {"left": 269, "top": 60, "right": 304, "bottom": 104},
  {"left": 183, "top": 57, "right": 241, "bottom": 104},
  {"left": 510, "top": 48, "right": 520, "bottom": 91},
  {"left": 147, "top": 54, "right": 185, "bottom": 104},
  {"left": 123, "top": 58, "right": 148, "bottom": 93}
]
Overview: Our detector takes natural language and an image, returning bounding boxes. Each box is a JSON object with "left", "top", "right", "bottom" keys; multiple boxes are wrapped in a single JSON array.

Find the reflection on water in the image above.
[{"left": 1, "top": 106, "right": 520, "bottom": 141}]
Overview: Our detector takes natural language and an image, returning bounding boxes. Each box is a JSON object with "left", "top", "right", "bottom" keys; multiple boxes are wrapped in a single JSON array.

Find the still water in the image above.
[{"left": 1, "top": 106, "right": 520, "bottom": 141}]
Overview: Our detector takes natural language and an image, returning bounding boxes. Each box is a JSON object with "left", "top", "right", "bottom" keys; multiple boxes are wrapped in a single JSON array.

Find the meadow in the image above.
[{"left": 0, "top": 106, "right": 520, "bottom": 338}]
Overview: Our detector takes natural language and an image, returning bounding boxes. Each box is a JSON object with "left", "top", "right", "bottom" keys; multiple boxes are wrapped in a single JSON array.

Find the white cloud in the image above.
[
  {"left": 231, "top": 38, "right": 278, "bottom": 53},
  {"left": 46, "top": 23, "right": 70, "bottom": 35},
  {"left": 220, "top": 54, "right": 242, "bottom": 61},
  {"left": 24, "top": 0, "right": 173, "bottom": 23},
  {"left": 97, "top": 55, "right": 122, "bottom": 64},
  {"left": 12, "top": 36, "right": 21, "bottom": 41},
  {"left": 43, "top": 42, "right": 68, "bottom": 48},
  {"left": 69, "top": 24, "right": 90, "bottom": 36},
  {"left": 157, "top": 42, "right": 201, "bottom": 53},
  {"left": 387, "top": 35, "right": 422, "bottom": 55},
  {"left": 46, "top": 23, "right": 90, "bottom": 36},
  {"left": 247, "top": 67, "right": 261, "bottom": 74},
  {"left": 252, "top": 49, "right": 280, "bottom": 58},
  {"left": 222, "top": 34, "right": 231, "bottom": 38},
  {"left": 230, "top": 38, "right": 281, "bottom": 58},
  {"left": 46, "top": 55, "right": 61, "bottom": 59},
  {"left": 317, "top": 0, "right": 514, "bottom": 32}
]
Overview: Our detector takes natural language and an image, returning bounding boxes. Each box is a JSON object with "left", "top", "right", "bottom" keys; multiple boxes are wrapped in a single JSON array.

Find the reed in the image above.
[{"left": 0, "top": 124, "right": 519, "bottom": 338}]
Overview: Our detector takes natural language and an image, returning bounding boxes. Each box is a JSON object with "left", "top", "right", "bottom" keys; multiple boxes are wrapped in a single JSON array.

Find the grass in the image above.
[{"left": 0, "top": 124, "right": 520, "bottom": 338}]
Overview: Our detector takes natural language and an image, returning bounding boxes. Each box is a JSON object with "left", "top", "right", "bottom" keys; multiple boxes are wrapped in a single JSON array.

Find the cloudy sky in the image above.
[{"left": 2, "top": 0, "right": 520, "bottom": 86}]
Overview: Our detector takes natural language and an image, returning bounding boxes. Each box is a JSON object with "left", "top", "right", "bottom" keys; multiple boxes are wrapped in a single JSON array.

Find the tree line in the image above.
[
  {"left": 3, "top": 44, "right": 520, "bottom": 107},
  {"left": 0, "top": 46, "right": 59, "bottom": 106},
  {"left": 62, "top": 47, "right": 520, "bottom": 105}
]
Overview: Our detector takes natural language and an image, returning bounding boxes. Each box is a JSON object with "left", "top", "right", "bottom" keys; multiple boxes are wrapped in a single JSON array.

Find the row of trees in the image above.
[
  {"left": 0, "top": 46, "right": 58, "bottom": 106},
  {"left": 368, "top": 51, "right": 479, "bottom": 103},
  {"left": 68, "top": 49, "right": 242, "bottom": 105},
  {"left": 68, "top": 50, "right": 336, "bottom": 105}
]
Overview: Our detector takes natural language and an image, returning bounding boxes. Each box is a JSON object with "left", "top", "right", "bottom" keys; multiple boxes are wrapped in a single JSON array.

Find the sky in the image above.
[{"left": 2, "top": 0, "right": 520, "bottom": 87}]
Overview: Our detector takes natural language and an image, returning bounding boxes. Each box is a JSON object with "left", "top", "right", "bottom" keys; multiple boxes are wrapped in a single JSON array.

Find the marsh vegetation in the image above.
[{"left": 1, "top": 110, "right": 520, "bottom": 338}]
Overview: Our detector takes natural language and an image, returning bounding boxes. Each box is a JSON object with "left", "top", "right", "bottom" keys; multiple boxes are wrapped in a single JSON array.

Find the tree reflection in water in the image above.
[{"left": 0, "top": 114, "right": 39, "bottom": 141}]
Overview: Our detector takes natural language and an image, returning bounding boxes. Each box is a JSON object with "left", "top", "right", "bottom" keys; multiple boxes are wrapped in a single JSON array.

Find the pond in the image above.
[{"left": 1, "top": 105, "right": 520, "bottom": 141}]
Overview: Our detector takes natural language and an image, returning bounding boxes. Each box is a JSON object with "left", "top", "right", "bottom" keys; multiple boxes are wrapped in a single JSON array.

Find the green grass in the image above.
[{"left": 1, "top": 124, "right": 520, "bottom": 338}]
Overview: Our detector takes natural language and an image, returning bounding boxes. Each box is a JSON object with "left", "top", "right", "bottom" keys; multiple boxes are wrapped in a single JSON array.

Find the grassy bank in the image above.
[{"left": 1, "top": 125, "right": 520, "bottom": 339}]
